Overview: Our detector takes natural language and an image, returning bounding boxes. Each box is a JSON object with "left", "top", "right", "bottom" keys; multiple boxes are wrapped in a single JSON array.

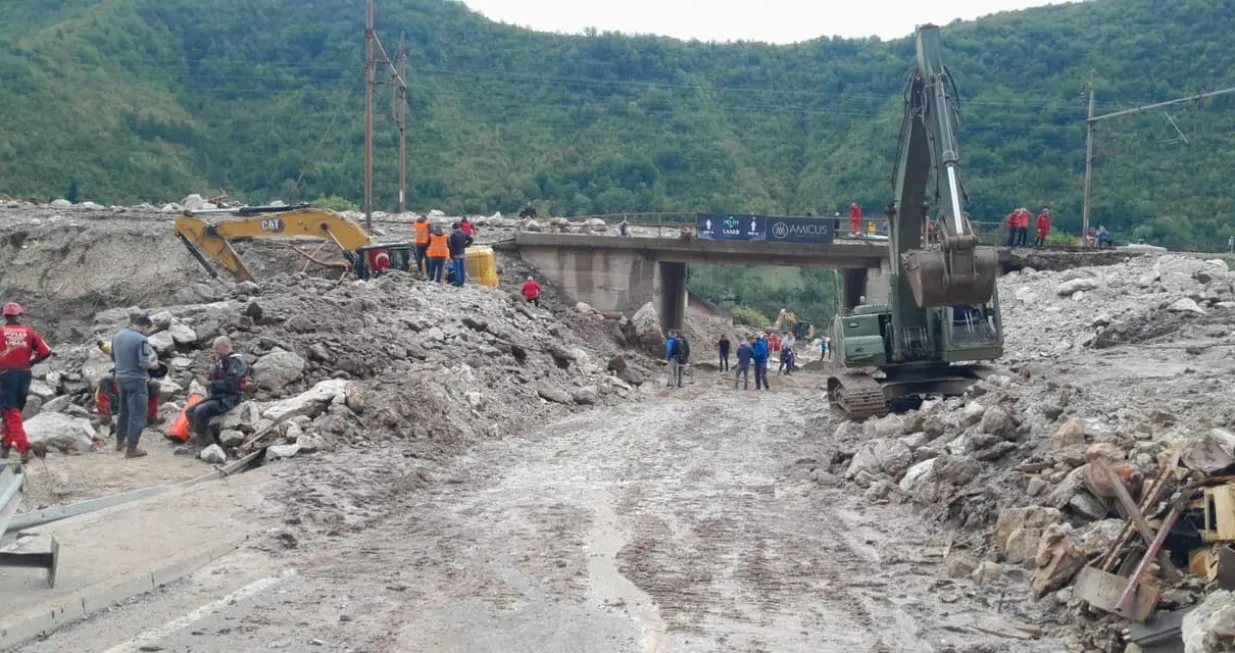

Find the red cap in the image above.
[{"left": 2, "top": 302, "right": 23, "bottom": 317}]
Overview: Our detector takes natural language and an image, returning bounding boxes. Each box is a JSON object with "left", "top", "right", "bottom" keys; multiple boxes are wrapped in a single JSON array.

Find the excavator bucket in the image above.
[{"left": 901, "top": 238, "right": 998, "bottom": 308}]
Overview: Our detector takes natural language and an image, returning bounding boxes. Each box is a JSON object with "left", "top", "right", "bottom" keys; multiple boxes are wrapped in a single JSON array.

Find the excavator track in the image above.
[{"left": 827, "top": 373, "right": 889, "bottom": 421}]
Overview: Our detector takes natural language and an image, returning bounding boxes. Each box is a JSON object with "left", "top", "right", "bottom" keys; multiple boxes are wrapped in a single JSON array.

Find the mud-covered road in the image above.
[{"left": 17, "top": 374, "right": 1061, "bottom": 653}]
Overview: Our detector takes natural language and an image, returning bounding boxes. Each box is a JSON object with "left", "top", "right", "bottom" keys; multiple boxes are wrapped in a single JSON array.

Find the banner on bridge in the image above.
[
  {"left": 696, "top": 214, "right": 835, "bottom": 244},
  {"left": 695, "top": 214, "right": 766, "bottom": 241},
  {"left": 765, "top": 216, "right": 835, "bottom": 244}
]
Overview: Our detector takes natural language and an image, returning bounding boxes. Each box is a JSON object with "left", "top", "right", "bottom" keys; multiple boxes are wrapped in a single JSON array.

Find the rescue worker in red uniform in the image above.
[
  {"left": 1035, "top": 208, "right": 1052, "bottom": 247},
  {"left": 0, "top": 303, "right": 52, "bottom": 461},
  {"left": 521, "top": 276, "right": 542, "bottom": 307},
  {"left": 849, "top": 203, "right": 862, "bottom": 237}
]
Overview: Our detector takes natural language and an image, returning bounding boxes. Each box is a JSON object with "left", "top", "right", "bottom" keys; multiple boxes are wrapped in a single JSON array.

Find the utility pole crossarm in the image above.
[
  {"left": 371, "top": 36, "right": 408, "bottom": 90},
  {"left": 1089, "top": 85, "right": 1235, "bottom": 123}
]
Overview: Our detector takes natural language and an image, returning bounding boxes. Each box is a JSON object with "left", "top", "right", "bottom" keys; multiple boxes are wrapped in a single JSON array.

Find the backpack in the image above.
[{"left": 675, "top": 336, "right": 691, "bottom": 363}]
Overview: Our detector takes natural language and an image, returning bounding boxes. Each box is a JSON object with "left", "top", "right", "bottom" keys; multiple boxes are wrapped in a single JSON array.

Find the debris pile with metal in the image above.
[{"left": 812, "top": 252, "right": 1235, "bottom": 652}]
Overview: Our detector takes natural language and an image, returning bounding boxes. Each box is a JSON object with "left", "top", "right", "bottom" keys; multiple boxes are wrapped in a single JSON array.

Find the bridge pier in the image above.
[
  {"left": 657, "top": 261, "right": 687, "bottom": 334},
  {"left": 841, "top": 259, "right": 891, "bottom": 310}
]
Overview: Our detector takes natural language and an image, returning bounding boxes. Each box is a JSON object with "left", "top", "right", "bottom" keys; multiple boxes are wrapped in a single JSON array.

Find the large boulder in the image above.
[
  {"left": 628, "top": 302, "right": 667, "bottom": 355},
  {"left": 536, "top": 383, "right": 573, "bottom": 405},
  {"left": 1051, "top": 417, "right": 1085, "bottom": 450},
  {"left": 1182, "top": 590, "right": 1235, "bottom": 653},
  {"left": 980, "top": 406, "right": 1016, "bottom": 440},
  {"left": 24, "top": 413, "right": 96, "bottom": 452},
  {"left": 252, "top": 349, "right": 307, "bottom": 391},
  {"left": 898, "top": 455, "right": 981, "bottom": 503},
  {"left": 181, "top": 194, "right": 207, "bottom": 211},
  {"left": 81, "top": 347, "right": 115, "bottom": 386},
  {"left": 261, "top": 379, "right": 351, "bottom": 422},
  {"left": 847, "top": 439, "right": 913, "bottom": 480},
  {"left": 994, "top": 506, "right": 1063, "bottom": 564},
  {"left": 1032, "top": 523, "right": 1086, "bottom": 596},
  {"left": 1055, "top": 278, "right": 1099, "bottom": 296},
  {"left": 168, "top": 322, "right": 198, "bottom": 346},
  {"left": 219, "top": 401, "right": 262, "bottom": 433},
  {"left": 148, "top": 331, "right": 176, "bottom": 355}
]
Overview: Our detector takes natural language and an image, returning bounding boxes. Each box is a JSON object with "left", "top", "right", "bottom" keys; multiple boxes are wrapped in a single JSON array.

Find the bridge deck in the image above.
[{"left": 504, "top": 232, "right": 1137, "bottom": 271}]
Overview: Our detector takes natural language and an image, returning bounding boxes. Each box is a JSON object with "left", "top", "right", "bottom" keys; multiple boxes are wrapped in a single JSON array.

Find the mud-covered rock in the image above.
[
  {"left": 995, "top": 506, "right": 1063, "bottom": 564},
  {"left": 252, "top": 349, "right": 307, "bottom": 391},
  {"left": 1182, "top": 590, "right": 1235, "bottom": 653},
  {"left": 1051, "top": 417, "right": 1085, "bottom": 450},
  {"left": 846, "top": 439, "right": 913, "bottom": 480},
  {"left": 199, "top": 444, "right": 227, "bottom": 463},
  {"left": 262, "top": 379, "right": 349, "bottom": 422},
  {"left": 1032, "top": 523, "right": 1086, "bottom": 596},
  {"left": 267, "top": 443, "right": 301, "bottom": 460},
  {"left": 25, "top": 412, "right": 96, "bottom": 452}
]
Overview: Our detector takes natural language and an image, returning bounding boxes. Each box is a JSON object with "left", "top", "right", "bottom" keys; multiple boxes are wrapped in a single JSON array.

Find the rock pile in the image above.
[
  {"left": 1000, "top": 254, "right": 1235, "bottom": 360},
  {"left": 25, "top": 270, "right": 658, "bottom": 464}
]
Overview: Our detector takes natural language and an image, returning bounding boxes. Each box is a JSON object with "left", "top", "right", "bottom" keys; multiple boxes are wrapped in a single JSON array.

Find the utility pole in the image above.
[
  {"left": 397, "top": 32, "right": 407, "bottom": 214},
  {"left": 1082, "top": 82, "right": 1235, "bottom": 248},
  {"left": 1082, "top": 72, "right": 1095, "bottom": 248},
  {"left": 363, "top": 0, "right": 375, "bottom": 231}
]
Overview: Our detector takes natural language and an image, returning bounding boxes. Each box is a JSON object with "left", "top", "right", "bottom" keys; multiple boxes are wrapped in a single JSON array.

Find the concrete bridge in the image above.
[{"left": 496, "top": 232, "right": 1133, "bottom": 333}]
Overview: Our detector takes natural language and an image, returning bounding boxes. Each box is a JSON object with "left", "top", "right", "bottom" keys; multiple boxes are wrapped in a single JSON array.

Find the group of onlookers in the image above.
[{"left": 412, "top": 216, "right": 476, "bottom": 285}]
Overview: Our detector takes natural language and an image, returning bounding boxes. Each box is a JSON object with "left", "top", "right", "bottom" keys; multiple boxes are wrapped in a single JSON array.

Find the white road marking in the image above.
[{"left": 99, "top": 568, "right": 297, "bottom": 653}]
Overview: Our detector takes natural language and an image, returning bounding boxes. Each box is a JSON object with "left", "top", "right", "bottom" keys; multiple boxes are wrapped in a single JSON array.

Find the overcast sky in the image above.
[{"left": 458, "top": 0, "right": 1072, "bottom": 43}]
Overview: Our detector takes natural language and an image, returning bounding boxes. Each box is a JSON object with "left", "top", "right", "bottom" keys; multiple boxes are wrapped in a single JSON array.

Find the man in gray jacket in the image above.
[{"left": 110, "top": 314, "right": 157, "bottom": 458}]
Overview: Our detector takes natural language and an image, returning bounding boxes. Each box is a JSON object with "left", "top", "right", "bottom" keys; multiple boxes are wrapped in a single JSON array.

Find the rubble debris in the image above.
[
  {"left": 994, "top": 506, "right": 1062, "bottom": 564},
  {"left": 1181, "top": 429, "right": 1235, "bottom": 475},
  {"left": 199, "top": 444, "right": 227, "bottom": 464},
  {"left": 1182, "top": 590, "right": 1235, "bottom": 653},
  {"left": 1033, "top": 523, "right": 1087, "bottom": 596}
]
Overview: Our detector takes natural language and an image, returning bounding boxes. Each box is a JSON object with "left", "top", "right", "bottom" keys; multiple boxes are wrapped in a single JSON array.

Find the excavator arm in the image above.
[
  {"left": 892, "top": 25, "right": 998, "bottom": 308},
  {"left": 175, "top": 205, "right": 373, "bottom": 282}
]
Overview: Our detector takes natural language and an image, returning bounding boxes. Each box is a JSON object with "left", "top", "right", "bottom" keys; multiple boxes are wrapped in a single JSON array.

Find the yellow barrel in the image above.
[{"left": 464, "top": 245, "right": 499, "bottom": 288}]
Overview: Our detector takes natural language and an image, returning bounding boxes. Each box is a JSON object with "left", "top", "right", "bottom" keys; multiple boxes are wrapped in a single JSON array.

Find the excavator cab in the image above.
[{"left": 354, "top": 243, "right": 415, "bottom": 279}]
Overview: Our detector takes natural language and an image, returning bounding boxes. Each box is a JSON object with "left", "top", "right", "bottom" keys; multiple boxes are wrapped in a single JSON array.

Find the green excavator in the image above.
[{"left": 827, "top": 24, "right": 1003, "bottom": 420}]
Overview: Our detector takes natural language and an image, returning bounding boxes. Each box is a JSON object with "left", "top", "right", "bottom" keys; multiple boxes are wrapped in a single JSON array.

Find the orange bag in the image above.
[{"left": 166, "top": 393, "right": 204, "bottom": 442}]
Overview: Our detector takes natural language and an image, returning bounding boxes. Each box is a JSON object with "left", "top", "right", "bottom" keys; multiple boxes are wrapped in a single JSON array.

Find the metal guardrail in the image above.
[{"left": 0, "top": 462, "right": 61, "bottom": 588}]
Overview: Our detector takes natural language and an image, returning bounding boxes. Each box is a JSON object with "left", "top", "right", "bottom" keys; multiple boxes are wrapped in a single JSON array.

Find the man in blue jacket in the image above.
[
  {"left": 664, "top": 331, "right": 690, "bottom": 388},
  {"left": 751, "top": 334, "right": 770, "bottom": 391},
  {"left": 734, "top": 337, "right": 754, "bottom": 390}
]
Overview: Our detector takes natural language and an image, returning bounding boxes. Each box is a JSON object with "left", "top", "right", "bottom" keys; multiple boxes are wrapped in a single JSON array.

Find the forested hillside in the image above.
[{"left": 1, "top": 0, "right": 1234, "bottom": 252}]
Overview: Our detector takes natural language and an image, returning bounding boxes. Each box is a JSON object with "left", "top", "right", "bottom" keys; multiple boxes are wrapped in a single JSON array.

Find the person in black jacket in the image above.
[
  {"left": 734, "top": 338, "right": 753, "bottom": 390},
  {"left": 184, "top": 337, "right": 249, "bottom": 453},
  {"left": 448, "top": 222, "right": 470, "bottom": 287},
  {"left": 717, "top": 335, "right": 731, "bottom": 372}
]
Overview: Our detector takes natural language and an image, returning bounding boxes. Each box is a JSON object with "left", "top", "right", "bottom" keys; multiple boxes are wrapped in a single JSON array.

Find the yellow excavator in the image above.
[
  {"left": 774, "top": 308, "right": 815, "bottom": 340},
  {"left": 175, "top": 204, "right": 413, "bottom": 282}
]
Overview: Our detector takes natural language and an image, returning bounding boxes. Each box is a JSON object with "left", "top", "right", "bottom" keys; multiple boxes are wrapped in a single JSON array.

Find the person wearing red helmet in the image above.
[{"left": 0, "top": 302, "right": 52, "bottom": 462}]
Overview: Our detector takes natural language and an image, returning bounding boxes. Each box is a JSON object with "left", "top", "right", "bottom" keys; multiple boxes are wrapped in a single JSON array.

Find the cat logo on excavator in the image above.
[{"left": 259, "top": 219, "right": 285, "bottom": 233}]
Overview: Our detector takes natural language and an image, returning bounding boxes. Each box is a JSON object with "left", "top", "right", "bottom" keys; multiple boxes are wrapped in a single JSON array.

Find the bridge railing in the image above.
[{"left": 561, "top": 212, "right": 1049, "bottom": 246}]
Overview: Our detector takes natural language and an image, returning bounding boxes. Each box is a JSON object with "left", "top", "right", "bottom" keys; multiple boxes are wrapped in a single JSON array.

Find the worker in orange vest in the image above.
[
  {"left": 425, "top": 226, "right": 450, "bottom": 283},
  {"left": 1005, "top": 209, "right": 1019, "bottom": 246},
  {"left": 413, "top": 216, "right": 431, "bottom": 275},
  {"left": 1015, "top": 208, "right": 1031, "bottom": 246}
]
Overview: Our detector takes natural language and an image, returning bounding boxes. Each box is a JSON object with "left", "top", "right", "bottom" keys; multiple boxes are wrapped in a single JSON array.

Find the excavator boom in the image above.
[
  {"left": 175, "top": 205, "right": 373, "bottom": 282},
  {"left": 895, "top": 25, "right": 999, "bottom": 308}
]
